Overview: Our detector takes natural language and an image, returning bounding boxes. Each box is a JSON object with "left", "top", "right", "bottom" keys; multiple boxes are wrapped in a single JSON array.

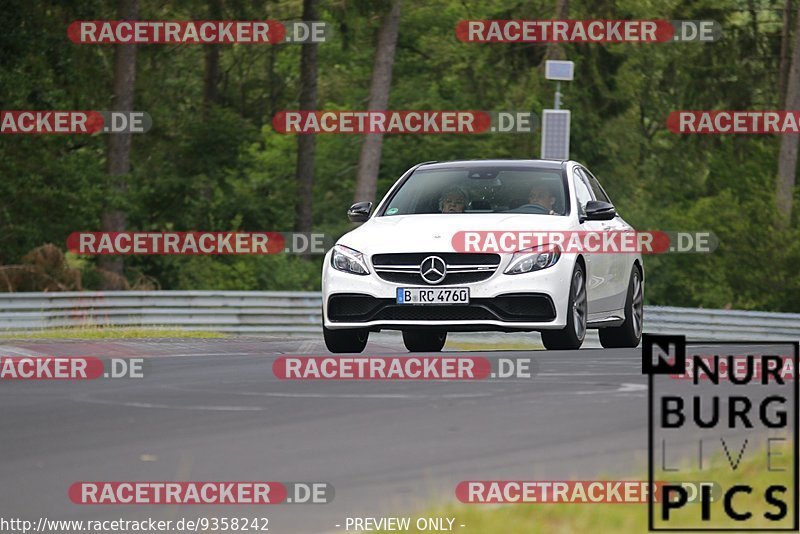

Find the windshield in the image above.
[{"left": 380, "top": 166, "right": 567, "bottom": 216}]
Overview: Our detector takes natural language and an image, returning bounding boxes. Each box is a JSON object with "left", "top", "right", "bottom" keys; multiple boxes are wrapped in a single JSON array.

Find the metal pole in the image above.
[{"left": 554, "top": 81, "right": 561, "bottom": 110}]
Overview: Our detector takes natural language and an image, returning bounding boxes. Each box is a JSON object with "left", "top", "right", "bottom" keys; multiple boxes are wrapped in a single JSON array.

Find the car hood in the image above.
[{"left": 337, "top": 214, "right": 574, "bottom": 254}]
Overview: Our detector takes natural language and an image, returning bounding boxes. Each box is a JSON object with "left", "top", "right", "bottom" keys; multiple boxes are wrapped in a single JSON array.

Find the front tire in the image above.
[
  {"left": 541, "top": 262, "right": 587, "bottom": 350},
  {"left": 323, "top": 326, "right": 369, "bottom": 353},
  {"left": 402, "top": 330, "right": 447, "bottom": 352},
  {"left": 599, "top": 266, "right": 644, "bottom": 349}
]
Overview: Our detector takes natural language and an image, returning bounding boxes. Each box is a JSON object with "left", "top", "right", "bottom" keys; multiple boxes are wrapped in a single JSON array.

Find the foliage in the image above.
[{"left": 0, "top": 0, "right": 798, "bottom": 311}]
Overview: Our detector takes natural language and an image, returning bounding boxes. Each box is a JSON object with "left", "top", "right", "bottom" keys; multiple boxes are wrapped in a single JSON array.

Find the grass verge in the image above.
[
  {"left": 0, "top": 327, "right": 226, "bottom": 340},
  {"left": 379, "top": 445, "right": 795, "bottom": 533}
]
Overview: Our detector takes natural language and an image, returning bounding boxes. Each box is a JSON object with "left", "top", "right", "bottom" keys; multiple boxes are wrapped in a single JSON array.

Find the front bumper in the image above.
[{"left": 322, "top": 252, "right": 576, "bottom": 332}]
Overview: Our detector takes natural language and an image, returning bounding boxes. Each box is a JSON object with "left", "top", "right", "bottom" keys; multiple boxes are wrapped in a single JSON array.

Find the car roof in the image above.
[{"left": 416, "top": 159, "right": 567, "bottom": 171}]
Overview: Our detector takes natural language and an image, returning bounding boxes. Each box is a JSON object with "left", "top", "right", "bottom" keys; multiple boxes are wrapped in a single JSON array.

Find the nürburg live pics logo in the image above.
[{"left": 643, "top": 334, "right": 798, "bottom": 531}]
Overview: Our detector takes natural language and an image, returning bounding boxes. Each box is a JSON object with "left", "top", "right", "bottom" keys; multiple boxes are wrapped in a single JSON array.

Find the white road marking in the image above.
[
  {"left": 573, "top": 382, "right": 648, "bottom": 395},
  {"left": 538, "top": 372, "right": 641, "bottom": 376},
  {"left": 615, "top": 382, "right": 648, "bottom": 392},
  {"left": 233, "top": 391, "right": 494, "bottom": 399},
  {"left": 0, "top": 346, "right": 42, "bottom": 357},
  {"left": 74, "top": 396, "right": 265, "bottom": 411},
  {"left": 164, "top": 385, "right": 497, "bottom": 400},
  {"left": 296, "top": 339, "right": 316, "bottom": 353}
]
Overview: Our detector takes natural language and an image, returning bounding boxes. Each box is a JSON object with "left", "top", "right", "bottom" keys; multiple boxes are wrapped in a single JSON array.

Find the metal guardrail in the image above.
[
  {"left": 0, "top": 291, "right": 323, "bottom": 333},
  {"left": 0, "top": 291, "right": 798, "bottom": 340},
  {"left": 643, "top": 307, "right": 800, "bottom": 341}
]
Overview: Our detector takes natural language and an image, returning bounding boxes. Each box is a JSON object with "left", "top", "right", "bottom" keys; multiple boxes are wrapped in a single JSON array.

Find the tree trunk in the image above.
[
  {"left": 777, "top": 2, "right": 800, "bottom": 227},
  {"left": 202, "top": 0, "right": 222, "bottom": 120},
  {"left": 99, "top": 0, "right": 138, "bottom": 288},
  {"left": 779, "top": 0, "right": 793, "bottom": 108},
  {"left": 353, "top": 0, "right": 401, "bottom": 204},
  {"left": 543, "top": 0, "right": 569, "bottom": 62},
  {"left": 293, "top": 0, "right": 320, "bottom": 234}
]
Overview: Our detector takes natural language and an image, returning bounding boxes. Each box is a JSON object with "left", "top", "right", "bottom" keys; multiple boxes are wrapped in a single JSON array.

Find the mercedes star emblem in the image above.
[{"left": 420, "top": 256, "right": 447, "bottom": 285}]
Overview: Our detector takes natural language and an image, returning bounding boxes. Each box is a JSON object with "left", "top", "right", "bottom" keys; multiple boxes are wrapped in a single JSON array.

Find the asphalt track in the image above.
[{"left": 0, "top": 336, "right": 793, "bottom": 533}]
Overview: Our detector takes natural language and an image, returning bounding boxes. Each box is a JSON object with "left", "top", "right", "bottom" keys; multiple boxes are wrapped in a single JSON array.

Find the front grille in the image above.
[
  {"left": 376, "top": 271, "right": 493, "bottom": 285},
  {"left": 371, "top": 253, "right": 500, "bottom": 286},
  {"left": 327, "top": 293, "right": 555, "bottom": 323},
  {"left": 375, "top": 306, "right": 495, "bottom": 321},
  {"left": 372, "top": 253, "right": 501, "bottom": 266}
]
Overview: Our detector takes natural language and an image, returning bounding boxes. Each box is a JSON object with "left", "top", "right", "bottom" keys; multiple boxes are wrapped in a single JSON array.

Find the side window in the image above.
[
  {"left": 572, "top": 169, "right": 594, "bottom": 216},
  {"left": 581, "top": 167, "right": 611, "bottom": 203}
]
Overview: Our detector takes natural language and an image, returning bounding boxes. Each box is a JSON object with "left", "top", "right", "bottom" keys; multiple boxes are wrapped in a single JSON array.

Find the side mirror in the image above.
[
  {"left": 582, "top": 200, "right": 616, "bottom": 221},
  {"left": 347, "top": 201, "right": 373, "bottom": 222}
]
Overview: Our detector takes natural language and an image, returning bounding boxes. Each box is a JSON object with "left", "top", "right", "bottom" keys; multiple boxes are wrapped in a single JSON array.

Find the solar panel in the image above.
[
  {"left": 540, "top": 110, "right": 570, "bottom": 160},
  {"left": 545, "top": 60, "right": 574, "bottom": 81}
]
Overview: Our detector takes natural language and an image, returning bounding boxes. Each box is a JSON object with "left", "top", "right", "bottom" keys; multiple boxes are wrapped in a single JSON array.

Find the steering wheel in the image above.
[{"left": 517, "top": 203, "right": 550, "bottom": 213}]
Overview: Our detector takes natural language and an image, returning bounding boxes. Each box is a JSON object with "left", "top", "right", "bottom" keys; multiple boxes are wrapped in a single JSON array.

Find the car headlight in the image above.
[
  {"left": 504, "top": 244, "right": 561, "bottom": 274},
  {"left": 331, "top": 244, "right": 370, "bottom": 275}
]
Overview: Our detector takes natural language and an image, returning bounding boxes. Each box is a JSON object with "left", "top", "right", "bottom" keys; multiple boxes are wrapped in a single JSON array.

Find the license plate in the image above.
[{"left": 396, "top": 287, "right": 470, "bottom": 304}]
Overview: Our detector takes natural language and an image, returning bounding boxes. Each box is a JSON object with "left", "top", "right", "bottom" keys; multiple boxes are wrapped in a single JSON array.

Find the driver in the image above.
[
  {"left": 528, "top": 183, "right": 558, "bottom": 215},
  {"left": 439, "top": 186, "right": 468, "bottom": 213}
]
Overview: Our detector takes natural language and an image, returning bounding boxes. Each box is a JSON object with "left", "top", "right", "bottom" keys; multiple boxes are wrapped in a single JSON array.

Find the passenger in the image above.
[{"left": 528, "top": 183, "right": 558, "bottom": 214}]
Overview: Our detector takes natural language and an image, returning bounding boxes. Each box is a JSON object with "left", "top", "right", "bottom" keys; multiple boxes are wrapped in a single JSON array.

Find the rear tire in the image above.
[
  {"left": 323, "top": 326, "right": 369, "bottom": 353},
  {"left": 599, "top": 266, "right": 644, "bottom": 349},
  {"left": 402, "top": 330, "right": 447, "bottom": 352},
  {"left": 541, "top": 263, "right": 587, "bottom": 350}
]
